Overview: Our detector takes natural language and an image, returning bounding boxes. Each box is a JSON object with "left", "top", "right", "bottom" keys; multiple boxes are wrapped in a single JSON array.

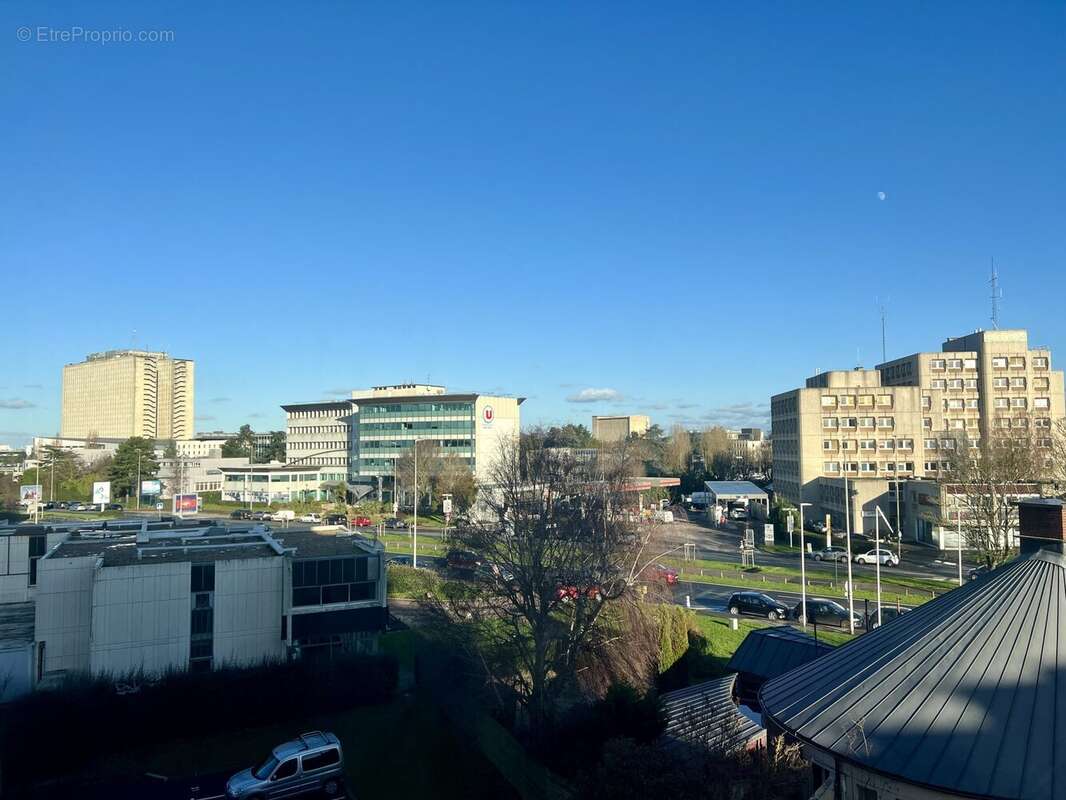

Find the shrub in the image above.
[
  {"left": 655, "top": 605, "right": 693, "bottom": 673},
  {"left": 387, "top": 564, "right": 442, "bottom": 597}
]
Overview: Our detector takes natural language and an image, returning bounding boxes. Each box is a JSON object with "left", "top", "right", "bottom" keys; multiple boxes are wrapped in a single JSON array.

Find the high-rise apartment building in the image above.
[
  {"left": 772, "top": 328, "right": 1065, "bottom": 534},
  {"left": 61, "top": 350, "right": 195, "bottom": 440},
  {"left": 592, "top": 415, "right": 651, "bottom": 443}
]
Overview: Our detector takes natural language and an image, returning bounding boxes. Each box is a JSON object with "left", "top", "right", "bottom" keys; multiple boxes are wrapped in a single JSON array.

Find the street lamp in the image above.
[
  {"left": 798, "top": 502, "right": 812, "bottom": 629},
  {"left": 842, "top": 472, "right": 856, "bottom": 635},
  {"left": 955, "top": 494, "right": 964, "bottom": 586}
]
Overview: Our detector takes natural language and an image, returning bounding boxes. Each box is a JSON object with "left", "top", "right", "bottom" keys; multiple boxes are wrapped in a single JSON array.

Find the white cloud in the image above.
[
  {"left": 566, "top": 387, "right": 623, "bottom": 404},
  {"left": 0, "top": 398, "right": 34, "bottom": 410}
]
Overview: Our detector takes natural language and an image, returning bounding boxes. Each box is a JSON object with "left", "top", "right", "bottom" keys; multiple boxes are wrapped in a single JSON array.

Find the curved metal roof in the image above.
[
  {"left": 726, "top": 625, "right": 834, "bottom": 682},
  {"left": 661, "top": 674, "right": 764, "bottom": 754},
  {"left": 760, "top": 548, "right": 1066, "bottom": 800}
]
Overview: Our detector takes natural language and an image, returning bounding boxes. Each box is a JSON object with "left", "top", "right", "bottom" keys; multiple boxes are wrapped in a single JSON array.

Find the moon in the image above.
[{"left": 878, "top": 191, "right": 887, "bottom": 201}]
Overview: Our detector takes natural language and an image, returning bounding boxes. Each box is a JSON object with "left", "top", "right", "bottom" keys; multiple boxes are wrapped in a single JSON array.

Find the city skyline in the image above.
[{"left": 3, "top": 2, "right": 1065, "bottom": 446}]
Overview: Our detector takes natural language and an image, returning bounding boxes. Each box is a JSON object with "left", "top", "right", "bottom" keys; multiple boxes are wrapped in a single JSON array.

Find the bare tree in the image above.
[
  {"left": 393, "top": 440, "right": 443, "bottom": 511},
  {"left": 436, "top": 455, "right": 477, "bottom": 512},
  {"left": 422, "top": 440, "right": 669, "bottom": 737},
  {"left": 938, "top": 425, "right": 1049, "bottom": 567}
]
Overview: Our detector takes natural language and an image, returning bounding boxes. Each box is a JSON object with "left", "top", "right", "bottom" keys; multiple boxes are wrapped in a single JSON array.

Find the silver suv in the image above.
[{"left": 226, "top": 731, "right": 344, "bottom": 799}]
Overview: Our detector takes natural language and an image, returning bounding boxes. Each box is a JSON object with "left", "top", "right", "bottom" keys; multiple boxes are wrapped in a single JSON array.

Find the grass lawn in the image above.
[
  {"left": 690, "top": 615, "right": 853, "bottom": 666},
  {"left": 89, "top": 696, "right": 517, "bottom": 800}
]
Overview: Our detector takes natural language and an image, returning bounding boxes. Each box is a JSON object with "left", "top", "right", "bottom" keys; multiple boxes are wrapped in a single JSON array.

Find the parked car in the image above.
[
  {"left": 556, "top": 583, "right": 604, "bottom": 603},
  {"left": 384, "top": 517, "right": 407, "bottom": 529},
  {"left": 299, "top": 513, "right": 321, "bottom": 524},
  {"left": 106, "top": 503, "right": 124, "bottom": 511},
  {"left": 271, "top": 509, "right": 296, "bottom": 523},
  {"left": 854, "top": 548, "right": 899, "bottom": 567},
  {"left": 865, "top": 606, "right": 906, "bottom": 629},
  {"left": 652, "top": 564, "right": 679, "bottom": 585},
  {"left": 727, "top": 591, "right": 790, "bottom": 621},
  {"left": 793, "top": 598, "right": 862, "bottom": 629},
  {"left": 351, "top": 516, "right": 372, "bottom": 528},
  {"left": 250, "top": 510, "right": 271, "bottom": 521},
  {"left": 968, "top": 564, "right": 991, "bottom": 582},
  {"left": 729, "top": 507, "right": 748, "bottom": 520},
  {"left": 477, "top": 561, "right": 515, "bottom": 585},
  {"left": 386, "top": 555, "right": 413, "bottom": 567},
  {"left": 324, "top": 513, "right": 347, "bottom": 526},
  {"left": 446, "top": 549, "right": 482, "bottom": 572},
  {"left": 226, "top": 730, "right": 344, "bottom": 799},
  {"left": 56, "top": 501, "right": 69, "bottom": 510},
  {"left": 807, "top": 520, "right": 827, "bottom": 534},
  {"left": 230, "top": 509, "right": 253, "bottom": 520},
  {"left": 812, "top": 546, "right": 848, "bottom": 562},
  {"left": 68, "top": 502, "right": 85, "bottom": 512}
]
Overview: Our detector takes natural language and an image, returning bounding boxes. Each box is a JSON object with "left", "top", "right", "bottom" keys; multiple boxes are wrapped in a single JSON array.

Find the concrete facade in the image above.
[
  {"left": 61, "top": 350, "right": 195, "bottom": 440},
  {"left": 592, "top": 415, "right": 651, "bottom": 443}
]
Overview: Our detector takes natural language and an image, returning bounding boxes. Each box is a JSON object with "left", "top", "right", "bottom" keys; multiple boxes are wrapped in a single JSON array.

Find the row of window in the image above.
[
  {"left": 288, "top": 407, "right": 349, "bottom": 420},
  {"left": 823, "top": 439, "right": 914, "bottom": 452},
  {"left": 929, "top": 358, "right": 978, "bottom": 370},
  {"left": 819, "top": 395, "right": 894, "bottom": 409},
  {"left": 292, "top": 556, "right": 378, "bottom": 607},
  {"left": 360, "top": 439, "right": 472, "bottom": 451},
  {"left": 929, "top": 378, "right": 979, "bottom": 390},
  {"left": 824, "top": 462, "right": 916, "bottom": 473},
  {"left": 289, "top": 425, "right": 346, "bottom": 435},
  {"left": 360, "top": 402, "right": 473, "bottom": 416},
  {"left": 822, "top": 417, "right": 896, "bottom": 430},
  {"left": 360, "top": 420, "right": 474, "bottom": 434}
]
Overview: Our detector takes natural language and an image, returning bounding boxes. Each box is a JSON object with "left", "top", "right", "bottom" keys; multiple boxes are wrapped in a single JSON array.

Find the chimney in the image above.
[{"left": 1018, "top": 499, "right": 1066, "bottom": 556}]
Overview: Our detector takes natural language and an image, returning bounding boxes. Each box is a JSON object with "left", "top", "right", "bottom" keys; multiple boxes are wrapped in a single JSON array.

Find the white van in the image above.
[{"left": 271, "top": 509, "right": 296, "bottom": 522}]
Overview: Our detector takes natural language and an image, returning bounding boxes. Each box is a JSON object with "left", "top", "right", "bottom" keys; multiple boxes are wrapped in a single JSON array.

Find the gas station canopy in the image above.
[{"left": 703, "top": 481, "right": 768, "bottom": 504}]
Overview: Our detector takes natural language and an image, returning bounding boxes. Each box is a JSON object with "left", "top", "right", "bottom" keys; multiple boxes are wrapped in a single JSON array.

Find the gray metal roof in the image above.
[
  {"left": 661, "top": 674, "right": 764, "bottom": 754},
  {"left": 704, "top": 481, "right": 768, "bottom": 500},
  {"left": 726, "top": 625, "right": 834, "bottom": 682},
  {"left": 760, "top": 548, "right": 1066, "bottom": 800}
]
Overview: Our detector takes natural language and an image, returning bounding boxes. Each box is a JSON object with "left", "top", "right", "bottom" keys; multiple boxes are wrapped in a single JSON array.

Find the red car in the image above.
[
  {"left": 654, "top": 564, "right": 679, "bottom": 585},
  {"left": 351, "top": 516, "right": 372, "bottom": 528},
  {"left": 555, "top": 583, "right": 604, "bottom": 603}
]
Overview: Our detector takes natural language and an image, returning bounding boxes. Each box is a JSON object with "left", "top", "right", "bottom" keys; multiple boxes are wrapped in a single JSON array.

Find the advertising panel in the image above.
[
  {"left": 141, "top": 479, "right": 162, "bottom": 496},
  {"left": 20, "top": 485, "right": 43, "bottom": 503},
  {"left": 92, "top": 481, "right": 111, "bottom": 505},
  {"left": 173, "top": 494, "right": 199, "bottom": 514}
]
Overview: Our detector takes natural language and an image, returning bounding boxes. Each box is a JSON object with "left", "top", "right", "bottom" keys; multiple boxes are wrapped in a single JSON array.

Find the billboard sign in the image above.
[
  {"left": 442, "top": 497, "right": 453, "bottom": 516},
  {"left": 173, "top": 494, "right": 199, "bottom": 514},
  {"left": 92, "top": 481, "right": 111, "bottom": 505},
  {"left": 141, "top": 479, "right": 161, "bottom": 496},
  {"left": 20, "top": 485, "right": 43, "bottom": 504},
  {"left": 481, "top": 404, "right": 494, "bottom": 427}
]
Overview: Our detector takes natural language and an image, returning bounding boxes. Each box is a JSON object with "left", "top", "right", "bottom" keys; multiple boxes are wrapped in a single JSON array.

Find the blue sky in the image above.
[{"left": 2, "top": 2, "right": 1064, "bottom": 447}]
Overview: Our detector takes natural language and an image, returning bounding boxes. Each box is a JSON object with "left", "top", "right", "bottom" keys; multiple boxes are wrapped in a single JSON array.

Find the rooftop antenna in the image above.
[
  {"left": 876, "top": 296, "right": 889, "bottom": 363},
  {"left": 990, "top": 259, "right": 1002, "bottom": 330}
]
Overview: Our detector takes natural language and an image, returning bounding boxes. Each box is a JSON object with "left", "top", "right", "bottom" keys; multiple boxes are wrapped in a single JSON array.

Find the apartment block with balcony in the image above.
[{"left": 771, "top": 369, "right": 925, "bottom": 534}]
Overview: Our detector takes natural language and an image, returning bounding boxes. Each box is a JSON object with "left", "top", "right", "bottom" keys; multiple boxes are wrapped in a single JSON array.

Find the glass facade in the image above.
[
  {"left": 353, "top": 400, "right": 475, "bottom": 479},
  {"left": 292, "top": 556, "right": 379, "bottom": 607}
]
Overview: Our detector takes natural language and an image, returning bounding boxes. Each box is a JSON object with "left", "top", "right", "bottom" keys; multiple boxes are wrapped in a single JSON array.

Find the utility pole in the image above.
[
  {"left": 799, "top": 502, "right": 812, "bottom": 629},
  {"left": 955, "top": 494, "right": 964, "bottom": 586},
  {"left": 136, "top": 452, "right": 142, "bottom": 510},
  {"left": 412, "top": 438, "right": 419, "bottom": 569},
  {"left": 843, "top": 472, "right": 855, "bottom": 635},
  {"left": 990, "top": 259, "right": 1002, "bottom": 330}
]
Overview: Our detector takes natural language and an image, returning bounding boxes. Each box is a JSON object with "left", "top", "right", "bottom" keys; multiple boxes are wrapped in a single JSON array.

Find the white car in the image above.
[
  {"left": 854, "top": 548, "right": 899, "bottom": 567},
  {"left": 299, "top": 513, "right": 321, "bottom": 523},
  {"left": 270, "top": 509, "right": 296, "bottom": 522}
]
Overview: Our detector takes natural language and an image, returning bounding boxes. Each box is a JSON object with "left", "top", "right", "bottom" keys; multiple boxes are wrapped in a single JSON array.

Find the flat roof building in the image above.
[
  {"left": 592, "top": 415, "right": 650, "bottom": 443},
  {"left": 34, "top": 524, "right": 386, "bottom": 681},
  {"left": 61, "top": 350, "right": 195, "bottom": 440}
]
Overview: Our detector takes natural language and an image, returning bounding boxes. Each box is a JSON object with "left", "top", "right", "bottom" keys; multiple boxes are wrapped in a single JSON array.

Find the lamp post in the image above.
[
  {"left": 955, "top": 494, "right": 964, "bottom": 586},
  {"left": 843, "top": 472, "right": 855, "bottom": 635},
  {"left": 799, "top": 502, "right": 812, "bottom": 629},
  {"left": 136, "top": 452, "right": 142, "bottom": 510},
  {"left": 412, "top": 437, "right": 420, "bottom": 569}
]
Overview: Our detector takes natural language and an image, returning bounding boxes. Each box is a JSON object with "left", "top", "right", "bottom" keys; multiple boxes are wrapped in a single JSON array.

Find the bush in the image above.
[
  {"left": 387, "top": 564, "right": 442, "bottom": 597},
  {"left": 0, "top": 653, "right": 398, "bottom": 788},
  {"left": 655, "top": 605, "right": 693, "bottom": 673}
]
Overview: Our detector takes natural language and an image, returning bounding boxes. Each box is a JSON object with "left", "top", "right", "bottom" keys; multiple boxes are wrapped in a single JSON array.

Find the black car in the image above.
[
  {"left": 384, "top": 517, "right": 408, "bottom": 530},
  {"left": 864, "top": 606, "right": 905, "bottom": 629},
  {"left": 726, "top": 591, "right": 790, "bottom": 621},
  {"left": 250, "top": 510, "right": 271, "bottom": 521},
  {"left": 324, "top": 513, "right": 347, "bottom": 526},
  {"left": 967, "top": 564, "right": 991, "bottom": 582},
  {"left": 446, "top": 549, "right": 481, "bottom": 572},
  {"left": 230, "top": 509, "right": 253, "bottom": 520},
  {"left": 793, "top": 598, "right": 862, "bottom": 629},
  {"left": 386, "top": 555, "right": 413, "bottom": 567},
  {"left": 106, "top": 503, "right": 124, "bottom": 512}
]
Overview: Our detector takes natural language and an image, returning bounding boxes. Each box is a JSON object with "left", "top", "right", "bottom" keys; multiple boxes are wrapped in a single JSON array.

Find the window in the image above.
[
  {"left": 860, "top": 462, "right": 877, "bottom": 473},
  {"left": 844, "top": 462, "right": 858, "bottom": 473},
  {"left": 945, "top": 399, "right": 964, "bottom": 410},
  {"left": 822, "top": 418, "right": 838, "bottom": 429},
  {"left": 1010, "top": 377, "right": 1027, "bottom": 389},
  {"left": 1035, "top": 417, "right": 1052, "bottom": 428},
  {"left": 964, "top": 358, "right": 977, "bottom": 369},
  {"left": 841, "top": 440, "right": 857, "bottom": 452},
  {"left": 993, "top": 377, "right": 1009, "bottom": 389},
  {"left": 839, "top": 417, "right": 857, "bottom": 429},
  {"left": 947, "top": 358, "right": 962, "bottom": 369},
  {"left": 822, "top": 440, "right": 837, "bottom": 451},
  {"left": 292, "top": 556, "right": 378, "bottom": 607},
  {"left": 274, "top": 760, "right": 298, "bottom": 781},
  {"left": 924, "top": 438, "right": 938, "bottom": 449},
  {"left": 878, "top": 440, "right": 895, "bottom": 450},
  {"left": 964, "top": 378, "right": 978, "bottom": 389},
  {"left": 950, "top": 418, "right": 965, "bottom": 429},
  {"left": 1033, "top": 357, "right": 1049, "bottom": 369},
  {"left": 839, "top": 395, "right": 856, "bottom": 407},
  {"left": 876, "top": 395, "right": 893, "bottom": 408},
  {"left": 941, "top": 438, "right": 957, "bottom": 449},
  {"left": 992, "top": 357, "right": 1008, "bottom": 369},
  {"left": 820, "top": 396, "right": 837, "bottom": 407},
  {"left": 925, "top": 461, "right": 940, "bottom": 472},
  {"left": 1010, "top": 357, "right": 1025, "bottom": 368},
  {"left": 946, "top": 379, "right": 962, "bottom": 389},
  {"left": 996, "top": 417, "right": 1012, "bottom": 428},
  {"left": 921, "top": 396, "right": 931, "bottom": 410},
  {"left": 191, "top": 564, "right": 215, "bottom": 593},
  {"left": 994, "top": 397, "right": 1009, "bottom": 409},
  {"left": 877, "top": 417, "right": 894, "bottom": 429},
  {"left": 857, "top": 395, "right": 874, "bottom": 407},
  {"left": 1011, "top": 397, "right": 1028, "bottom": 409},
  {"left": 897, "top": 438, "right": 913, "bottom": 449},
  {"left": 1035, "top": 397, "right": 1050, "bottom": 409},
  {"left": 965, "top": 398, "right": 979, "bottom": 409},
  {"left": 860, "top": 440, "right": 876, "bottom": 450},
  {"left": 923, "top": 417, "right": 932, "bottom": 429},
  {"left": 931, "top": 359, "right": 946, "bottom": 370},
  {"left": 823, "top": 462, "right": 840, "bottom": 472},
  {"left": 28, "top": 534, "right": 46, "bottom": 587},
  {"left": 302, "top": 749, "right": 341, "bottom": 772},
  {"left": 859, "top": 417, "right": 875, "bottom": 429},
  {"left": 931, "top": 379, "right": 946, "bottom": 389},
  {"left": 1035, "top": 377, "right": 1050, "bottom": 390}
]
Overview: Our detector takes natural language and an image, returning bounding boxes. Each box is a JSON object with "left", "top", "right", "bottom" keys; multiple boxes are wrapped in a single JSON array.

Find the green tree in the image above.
[
  {"left": 435, "top": 456, "right": 477, "bottom": 512},
  {"left": 108, "top": 438, "right": 160, "bottom": 501},
  {"left": 260, "top": 431, "right": 286, "bottom": 463},
  {"left": 544, "top": 423, "right": 598, "bottom": 449},
  {"left": 222, "top": 424, "right": 255, "bottom": 458},
  {"left": 163, "top": 440, "right": 178, "bottom": 458}
]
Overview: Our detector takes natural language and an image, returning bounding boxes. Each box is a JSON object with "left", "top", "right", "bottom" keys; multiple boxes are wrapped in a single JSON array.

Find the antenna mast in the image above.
[{"left": 990, "top": 260, "right": 1002, "bottom": 330}]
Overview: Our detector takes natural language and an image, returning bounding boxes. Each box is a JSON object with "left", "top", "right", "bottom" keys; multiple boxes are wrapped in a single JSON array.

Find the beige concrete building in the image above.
[
  {"left": 61, "top": 350, "right": 195, "bottom": 441},
  {"left": 592, "top": 414, "right": 651, "bottom": 443},
  {"left": 771, "top": 369, "right": 925, "bottom": 534},
  {"left": 877, "top": 328, "right": 1065, "bottom": 475},
  {"left": 772, "top": 328, "right": 1065, "bottom": 535}
]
